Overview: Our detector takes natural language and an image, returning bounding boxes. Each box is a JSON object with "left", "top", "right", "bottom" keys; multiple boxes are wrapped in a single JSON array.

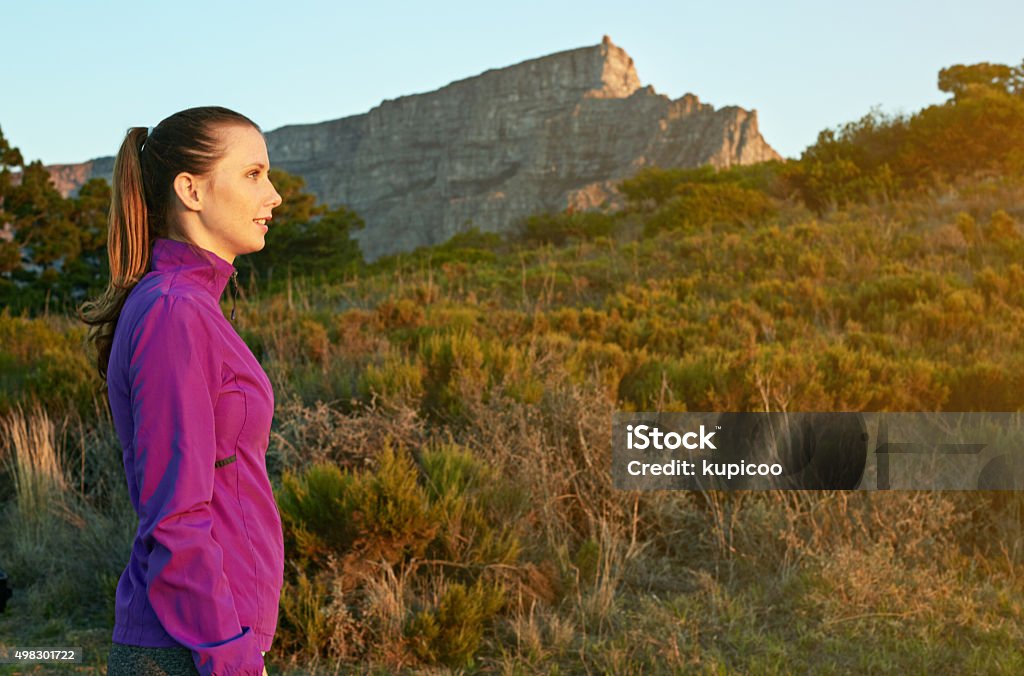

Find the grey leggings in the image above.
[
  {"left": 107, "top": 642, "right": 267, "bottom": 675},
  {"left": 107, "top": 642, "right": 200, "bottom": 675}
]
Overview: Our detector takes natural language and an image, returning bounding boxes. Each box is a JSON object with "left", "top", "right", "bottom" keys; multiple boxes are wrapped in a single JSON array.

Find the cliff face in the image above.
[
  {"left": 47, "top": 36, "right": 780, "bottom": 260},
  {"left": 44, "top": 157, "right": 115, "bottom": 199},
  {"left": 266, "top": 36, "right": 779, "bottom": 259}
]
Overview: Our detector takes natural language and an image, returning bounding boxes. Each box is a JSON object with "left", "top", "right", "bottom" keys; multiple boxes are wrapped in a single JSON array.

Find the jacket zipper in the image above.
[{"left": 229, "top": 270, "right": 239, "bottom": 321}]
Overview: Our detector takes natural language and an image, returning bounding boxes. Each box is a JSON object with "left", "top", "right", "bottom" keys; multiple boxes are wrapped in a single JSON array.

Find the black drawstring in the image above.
[{"left": 229, "top": 270, "right": 239, "bottom": 321}]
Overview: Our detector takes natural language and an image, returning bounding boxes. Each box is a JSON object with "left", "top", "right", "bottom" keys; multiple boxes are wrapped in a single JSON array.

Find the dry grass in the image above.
[{"left": 2, "top": 403, "right": 68, "bottom": 522}]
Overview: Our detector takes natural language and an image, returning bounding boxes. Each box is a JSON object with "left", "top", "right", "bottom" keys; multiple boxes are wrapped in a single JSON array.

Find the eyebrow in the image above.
[{"left": 246, "top": 162, "right": 269, "bottom": 170}]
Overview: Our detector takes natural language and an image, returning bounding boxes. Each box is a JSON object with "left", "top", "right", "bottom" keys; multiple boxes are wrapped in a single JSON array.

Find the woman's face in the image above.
[{"left": 191, "top": 124, "right": 282, "bottom": 263}]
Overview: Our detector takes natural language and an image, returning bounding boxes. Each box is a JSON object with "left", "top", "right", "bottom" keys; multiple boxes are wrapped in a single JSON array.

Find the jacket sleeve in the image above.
[{"left": 129, "top": 295, "right": 265, "bottom": 676}]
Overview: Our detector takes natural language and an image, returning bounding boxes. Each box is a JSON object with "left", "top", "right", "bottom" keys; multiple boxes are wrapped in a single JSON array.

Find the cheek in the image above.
[
  {"left": 245, "top": 184, "right": 263, "bottom": 208},
  {"left": 223, "top": 185, "right": 255, "bottom": 216}
]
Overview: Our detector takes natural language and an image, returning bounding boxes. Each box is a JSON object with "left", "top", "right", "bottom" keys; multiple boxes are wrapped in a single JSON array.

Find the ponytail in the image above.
[
  {"left": 77, "top": 127, "right": 154, "bottom": 381},
  {"left": 109, "top": 128, "right": 152, "bottom": 291}
]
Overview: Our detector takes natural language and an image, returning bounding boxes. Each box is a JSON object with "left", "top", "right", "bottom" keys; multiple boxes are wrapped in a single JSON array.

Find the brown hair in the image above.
[{"left": 76, "top": 106, "right": 259, "bottom": 381}]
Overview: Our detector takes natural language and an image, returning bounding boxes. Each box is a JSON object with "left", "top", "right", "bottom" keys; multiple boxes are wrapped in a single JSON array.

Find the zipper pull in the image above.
[{"left": 230, "top": 270, "right": 239, "bottom": 321}]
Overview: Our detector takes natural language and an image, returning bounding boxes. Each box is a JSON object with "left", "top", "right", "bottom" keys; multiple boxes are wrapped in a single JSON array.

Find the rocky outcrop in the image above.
[
  {"left": 47, "top": 36, "right": 780, "bottom": 260},
  {"left": 44, "top": 157, "right": 115, "bottom": 198}
]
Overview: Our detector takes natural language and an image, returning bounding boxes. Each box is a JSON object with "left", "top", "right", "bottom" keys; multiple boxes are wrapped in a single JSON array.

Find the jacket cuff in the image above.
[{"left": 191, "top": 626, "right": 265, "bottom": 676}]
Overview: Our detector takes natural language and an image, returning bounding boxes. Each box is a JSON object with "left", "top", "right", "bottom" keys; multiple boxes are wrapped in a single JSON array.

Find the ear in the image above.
[{"left": 172, "top": 172, "right": 204, "bottom": 212}]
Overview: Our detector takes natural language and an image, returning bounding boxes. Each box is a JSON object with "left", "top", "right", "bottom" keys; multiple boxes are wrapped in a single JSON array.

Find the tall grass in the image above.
[
  {"left": 2, "top": 404, "right": 68, "bottom": 524},
  {"left": 0, "top": 404, "right": 133, "bottom": 671}
]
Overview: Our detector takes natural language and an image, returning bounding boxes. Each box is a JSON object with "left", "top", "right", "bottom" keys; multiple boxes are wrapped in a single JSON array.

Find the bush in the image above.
[
  {"left": 0, "top": 312, "right": 101, "bottom": 419},
  {"left": 418, "top": 331, "right": 487, "bottom": 422},
  {"left": 358, "top": 353, "right": 425, "bottom": 409},
  {"left": 405, "top": 579, "right": 505, "bottom": 667},
  {"left": 519, "top": 211, "right": 617, "bottom": 246},
  {"left": 620, "top": 163, "right": 787, "bottom": 210},
  {"left": 275, "top": 441, "right": 530, "bottom": 667},
  {"left": 642, "top": 183, "right": 777, "bottom": 237}
]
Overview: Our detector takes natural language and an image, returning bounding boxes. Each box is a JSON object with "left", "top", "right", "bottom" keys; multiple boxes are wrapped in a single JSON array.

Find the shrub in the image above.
[
  {"left": 941, "top": 360, "right": 1022, "bottom": 411},
  {"left": 419, "top": 443, "right": 526, "bottom": 567},
  {"left": 405, "top": 579, "right": 505, "bottom": 667},
  {"left": 375, "top": 298, "right": 425, "bottom": 331},
  {"left": 520, "top": 211, "right": 617, "bottom": 246},
  {"left": 418, "top": 331, "right": 487, "bottom": 422},
  {"left": 566, "top": 340, "right": 630, "bottom": 400},
  {"left": 618, "top": 357, "right": 691, "bottom": 411},
  {"left": 0, "top": 312, "right": 100, "bottom": 419},
  {"left": 296, "top": 317, "right": 330, "bottom": 365},
  {"left": 479, "top": 341, "right": 545, "bottom": 405},
  {"left": 358, "top": 353, "right": 425, "bottom": 409},
  {"left": 985, "top": 209, "right": 1021, "bottom": 243},
  {"left": 642, "top": 182, "right": 776, "bottom": 237},
  {"left": 275, "top": 441, "right": 530, "bottom": 667}
]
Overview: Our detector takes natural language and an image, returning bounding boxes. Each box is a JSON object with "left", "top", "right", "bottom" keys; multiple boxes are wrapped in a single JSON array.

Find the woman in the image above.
[{"left": 78, "top": 106, "right": 284, "bottom": 676}]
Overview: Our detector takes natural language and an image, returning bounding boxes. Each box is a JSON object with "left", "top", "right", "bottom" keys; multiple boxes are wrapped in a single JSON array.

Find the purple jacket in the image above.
[{"left": 107, "top": 237, "right": 284, "bottom": 675}]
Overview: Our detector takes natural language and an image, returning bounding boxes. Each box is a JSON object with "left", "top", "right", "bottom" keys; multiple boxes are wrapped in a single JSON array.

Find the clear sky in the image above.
[{"left": 2, "top": 0, "right": 1021, "bottom": 165}]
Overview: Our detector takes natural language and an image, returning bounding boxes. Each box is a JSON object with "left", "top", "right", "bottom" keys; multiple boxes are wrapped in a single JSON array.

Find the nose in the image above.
[{"left": 266, "top": 182, "right": 282, "bottom": 210}]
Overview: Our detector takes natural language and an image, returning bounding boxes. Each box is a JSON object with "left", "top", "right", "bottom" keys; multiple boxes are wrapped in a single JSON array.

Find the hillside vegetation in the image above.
[{"left": 1, "top": 61, "right": 1024, "bottom": 673}]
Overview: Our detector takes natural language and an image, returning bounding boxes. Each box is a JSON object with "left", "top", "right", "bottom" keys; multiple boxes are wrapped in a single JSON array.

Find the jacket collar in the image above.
[{"left": 151, "top": 237, "right": 235, "bottom": 301}]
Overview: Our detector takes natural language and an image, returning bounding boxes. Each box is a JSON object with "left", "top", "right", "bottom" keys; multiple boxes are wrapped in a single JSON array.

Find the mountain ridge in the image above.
[{"left": 41, "top": 36, "right": 780, "bottom": 259}]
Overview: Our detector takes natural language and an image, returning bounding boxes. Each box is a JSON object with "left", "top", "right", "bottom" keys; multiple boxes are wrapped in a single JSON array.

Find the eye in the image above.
[{"left": 248, "top": 169, "right": 261, "bottom": 180}]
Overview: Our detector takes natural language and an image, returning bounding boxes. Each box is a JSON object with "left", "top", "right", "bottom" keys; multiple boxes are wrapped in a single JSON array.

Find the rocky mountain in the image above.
[
  {"left": 43, "top": 157, "right": 115, "bottom": 198},
  {"left": 46, "top": 36, "right": 780, "bottom": 260}
]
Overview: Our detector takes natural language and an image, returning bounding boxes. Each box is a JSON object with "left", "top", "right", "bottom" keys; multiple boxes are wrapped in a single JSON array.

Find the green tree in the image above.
[
  {"left": 786, "top": 60, "right": 1024, "bottom": 213},
  {"left": 0, "top": 126, "right": 26, "bottom": 273},
  {"left": 785, "top": 110, "right": 905, "bottom": 214},
  {"left": 900, "top": 78, "right": 1024, "bottom": 181},
  {"left": 54, "top": 178, "right": 112, "bottom": 309},
  {"left": 239, "top": 169, "right": 363, "bottom": 287},
  {"left": 262, "top": 204, "right": 364, "bottom": 278},
  {"left": 8, "top": 160, "right": 77, "bottom": 268},
  {"left": 938, "top": 61, "right": 1024, "bottom": 101},
  {"left": 0, "top": 131, "right": 111, "bottom": 313},
  {"left": 267, "top": 168, "right": 326, "bottom": 226}
]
